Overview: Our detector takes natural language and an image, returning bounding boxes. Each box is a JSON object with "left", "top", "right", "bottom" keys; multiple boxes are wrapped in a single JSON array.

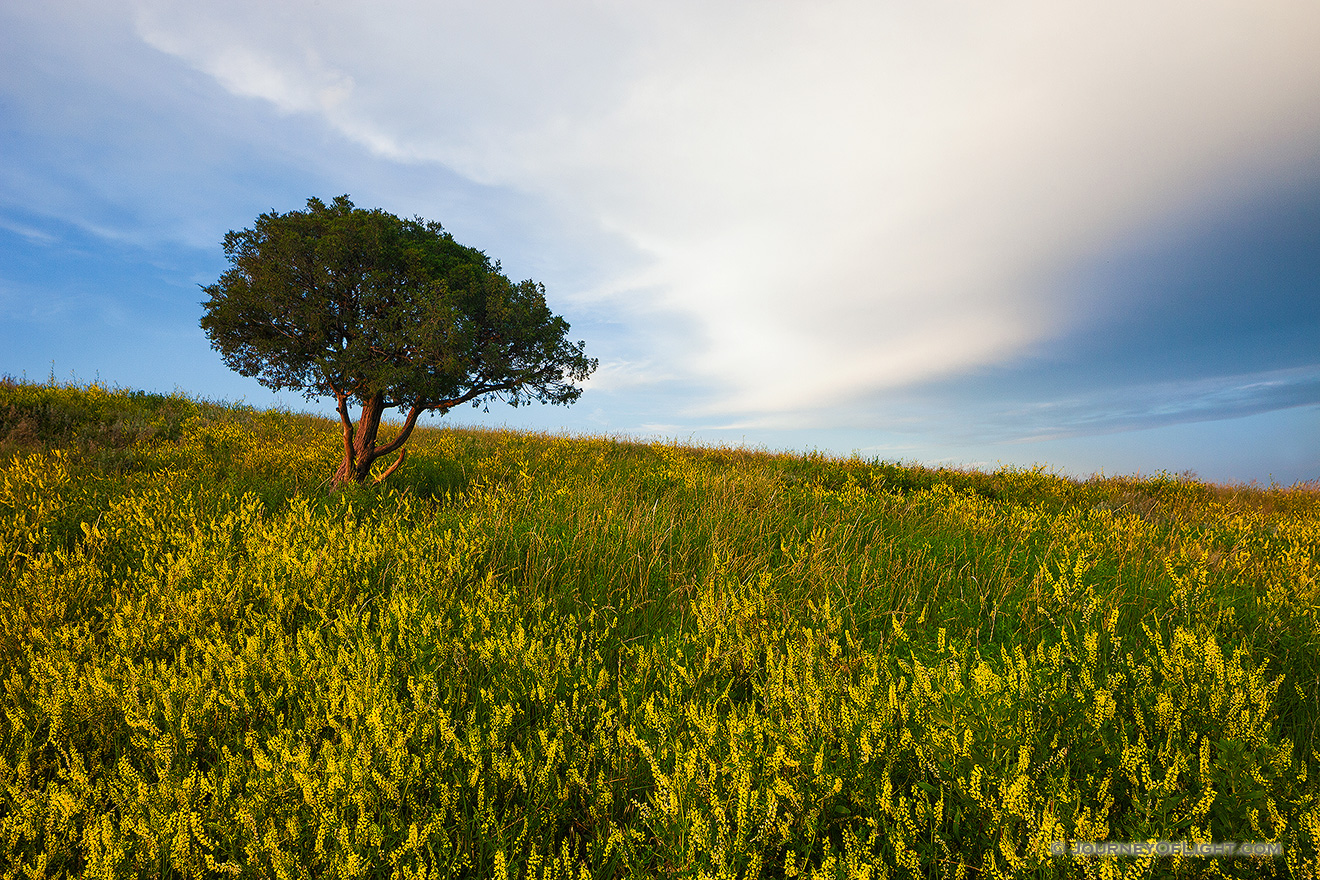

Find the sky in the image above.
[{"left": 2, "top": 0, "right": 1318, "bottom": 486}]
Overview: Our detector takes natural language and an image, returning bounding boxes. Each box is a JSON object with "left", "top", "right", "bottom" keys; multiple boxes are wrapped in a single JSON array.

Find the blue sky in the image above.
[{"left": 2, "top": 1, "right": 1318, "bottom": 486}]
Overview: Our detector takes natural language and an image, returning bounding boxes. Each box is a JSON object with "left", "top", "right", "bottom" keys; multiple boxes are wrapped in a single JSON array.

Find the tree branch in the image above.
[
  {"left": 370, "top": 403, "right": 426, "bottom": 460},
  {"left": 372, "top": 449, "right": 407, "bottom": 484},
  {"left": 428, "top": 380, "right": 520, "bottom": 413}
]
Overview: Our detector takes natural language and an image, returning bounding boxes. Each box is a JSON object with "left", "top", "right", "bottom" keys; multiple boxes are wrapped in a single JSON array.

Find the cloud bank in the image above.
[{"left": 126, "top": 1, "right": 1320, "bottom": 425}]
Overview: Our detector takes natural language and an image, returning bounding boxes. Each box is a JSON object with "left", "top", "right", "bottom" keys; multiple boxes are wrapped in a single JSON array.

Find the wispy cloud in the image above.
[
  {"left": 995, "top": 366, "right": 1320, "bottom": 442},
  {"left": 580, "top": 359, "right": 679, "bottom": 394},
  {"left": 0, "top": 218, "right": 57, "bottom": 245},
  {"left": 857, "top": 365, "right": 1320, "bottom": 446}
]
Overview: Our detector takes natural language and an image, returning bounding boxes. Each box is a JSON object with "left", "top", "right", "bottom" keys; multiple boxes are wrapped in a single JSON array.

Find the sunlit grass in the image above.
[{"left": 1, "top": 378, "right": 1317, "bottom": 878}]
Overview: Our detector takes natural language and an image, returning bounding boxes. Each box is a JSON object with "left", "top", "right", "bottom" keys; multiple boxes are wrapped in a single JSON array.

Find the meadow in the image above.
[{"left": 1, "top": 377, "right": 1317, "bottom": 879}]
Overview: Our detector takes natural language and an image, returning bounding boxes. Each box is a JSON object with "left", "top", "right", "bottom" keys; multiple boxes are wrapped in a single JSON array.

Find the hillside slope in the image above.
[{"left": 2, "top": 379, "right": 1318, "bottom": 878}]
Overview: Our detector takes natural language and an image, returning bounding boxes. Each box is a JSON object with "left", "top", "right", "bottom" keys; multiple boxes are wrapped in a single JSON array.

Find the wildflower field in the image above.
[{"left": 1, "top": 379, "right": 1317, "bottom": 879}]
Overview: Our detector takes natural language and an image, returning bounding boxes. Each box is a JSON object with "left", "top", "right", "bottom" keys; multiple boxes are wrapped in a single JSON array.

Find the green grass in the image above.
[{"left": 1, "top": 378, "right": 1318, "bottom": 878}]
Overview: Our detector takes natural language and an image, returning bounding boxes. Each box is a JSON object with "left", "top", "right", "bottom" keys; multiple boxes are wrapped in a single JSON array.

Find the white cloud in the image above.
[{"left": 129, "top": 0, "right": 1320, "bottom": 422}]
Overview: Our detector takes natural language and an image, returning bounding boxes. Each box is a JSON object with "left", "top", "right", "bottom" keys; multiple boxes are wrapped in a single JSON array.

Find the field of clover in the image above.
[{"left": 2, "top": 378, "right": 1318, "bottom": 879}]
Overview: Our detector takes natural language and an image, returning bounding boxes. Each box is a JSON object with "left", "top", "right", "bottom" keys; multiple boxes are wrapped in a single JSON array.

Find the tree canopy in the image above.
[{"left": 200, "top": 195, "right": 596, "bottom": 486}]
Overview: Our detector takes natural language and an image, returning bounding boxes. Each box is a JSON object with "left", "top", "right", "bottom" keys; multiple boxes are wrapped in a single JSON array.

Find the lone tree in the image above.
[{"left": 201, "top": 195, "right": 596, "bottom": 488}]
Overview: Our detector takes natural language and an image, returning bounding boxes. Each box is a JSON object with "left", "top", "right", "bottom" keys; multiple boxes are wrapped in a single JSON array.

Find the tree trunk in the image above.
[
  {"left": 331, "top": 394, "right": 425, "bottom": 489},
  {"left": 352, "top": 393, "right": 386, "bottom": 483},
  {"left": 332, "top": 393, "right": 386, "bottom": 488}
]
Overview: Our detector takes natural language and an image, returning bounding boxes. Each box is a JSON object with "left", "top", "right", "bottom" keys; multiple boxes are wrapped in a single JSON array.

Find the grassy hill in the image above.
[{"left": 1, "top": 378, "right": 1317, "bottom": 878}]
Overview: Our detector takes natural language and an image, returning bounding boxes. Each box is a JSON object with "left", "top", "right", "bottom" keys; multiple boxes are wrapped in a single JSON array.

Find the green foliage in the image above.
[
  {"left": 1, "top": 380, "right": 1318, "bottom": 878},
  {"left": 200, "top": 195, "right": 595, "bottom": 486}
]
